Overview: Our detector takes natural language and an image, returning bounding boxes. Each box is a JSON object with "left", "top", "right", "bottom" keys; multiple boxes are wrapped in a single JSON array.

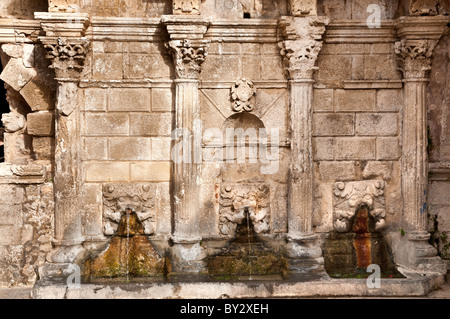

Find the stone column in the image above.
[
  {"left": 394, "top": 16, "right": 448, "bottom": 273},
  {"left": 35, "top": 12, "right": 89, "bottom": 270},
  {"left": 162, "top": 16, "right": 210, "bottom": 276},
  {"left": 278, "top": 15, "right": 328, "bottom": 275}
]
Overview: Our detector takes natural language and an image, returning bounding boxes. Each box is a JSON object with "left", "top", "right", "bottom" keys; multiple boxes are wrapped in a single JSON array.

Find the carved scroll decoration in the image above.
[
  {"left": 102, "top": 183, "right": 156, "bottom": 236},
  {"left": 333, "top": 180, "right": 386, "bottom": 233}
]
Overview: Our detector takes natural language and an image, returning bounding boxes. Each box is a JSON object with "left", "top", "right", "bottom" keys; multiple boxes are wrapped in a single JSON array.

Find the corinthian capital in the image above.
[
  {"left": 394, "top": 39, "right": 437, "bottom": 79},
  {"left": 166, "top": 39, "right": 209, "bottom": 79},
  {"left": 41, "top": 37, "right": 89, "bottom": 80},
  {"left": 278, "top": 16, "right": 328, "bottom": 80},
  {"left": 279, "top": 39, "right": 323, "bottom": 79}
]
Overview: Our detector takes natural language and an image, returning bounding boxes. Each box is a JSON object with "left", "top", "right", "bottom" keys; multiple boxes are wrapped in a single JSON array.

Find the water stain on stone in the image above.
[{"left": 90, "top": 209, "right": 165, "bottom": 279}]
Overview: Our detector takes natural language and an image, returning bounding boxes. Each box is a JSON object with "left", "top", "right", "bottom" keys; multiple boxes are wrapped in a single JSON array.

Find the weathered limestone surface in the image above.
[
  {"left": 392, "top": 16, "right": 448, "bottom": 274},
  {"left": 278, "top": 14, "right": 328, "bottom": 273},
  {"left": 0, "top": 0, "right": 449, "bottom": 294}
]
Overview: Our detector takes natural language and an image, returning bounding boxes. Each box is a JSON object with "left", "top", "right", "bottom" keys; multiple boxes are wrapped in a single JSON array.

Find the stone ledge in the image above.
[
  {"left": 31, "top": 271, "right": 445, "bottom": 299},
  {"left": 0, "top": 19, "right": 41, "bottom": 44},
  {"left": 324, "top": 20, "right": 396, "bottom": 44},
  {"left": 343, "top": 80, "right": 403, "bottom": 90},
  {"left": 429, "top": 162, "right": 450, "bottom": 181},
  {"left": 0, "top": 163, "right": 46, "bottom": 184}
]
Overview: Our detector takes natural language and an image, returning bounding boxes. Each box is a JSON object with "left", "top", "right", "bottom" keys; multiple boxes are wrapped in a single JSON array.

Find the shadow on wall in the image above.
[
  {"left": 4, "top": 0, "right": 48, "bottom": 19},
  {"left": 0, "top": 62, "right": 7, "bottom": 162}
]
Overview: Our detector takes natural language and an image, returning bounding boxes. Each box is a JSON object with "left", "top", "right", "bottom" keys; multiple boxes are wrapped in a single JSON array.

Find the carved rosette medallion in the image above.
[
  {"left": 394, "top": 39, "right": 437, "bottom": 79},
  {"left": 333, "top": 180, "right": 386, "bottom": 233},
  {"left": 218, "top": 183, "right": 270, "bottom": 236},
  {"left": 231, "top": 79, "right": 256, "bottom": 112},
  {"left": 42, "top": 37, "right": 89, "bottom": 79},
  {"left": 102, "top": 183, "right": 156, "bottom": 236},
  {"left": 166, "top": 39, "right": 209, "bottom": 79}
]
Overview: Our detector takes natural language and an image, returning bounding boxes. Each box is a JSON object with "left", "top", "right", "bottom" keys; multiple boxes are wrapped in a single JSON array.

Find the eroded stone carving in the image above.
[
  {"left": 102, "top": 184, "right": 156, "bottom": 236},
  {"left": 1, "top": 113, "right": 26, "bottom": 133},
  {"left": 10, "top": 165, "right": 45, "bottom": 177},
  {"left": 173, "top": 0, "right": 200, "bottom": 15},
  {"left": 166, "top": 39, "right": 209, "bottom": 79},
  {"left": 278, "top": 16, "right": 328, "bottom": 80},
  {"left": 231, "top": 79, "right": 256, "bottom": 112},
  {"left": 333, "top": 181, "right": 386, "bottom": 233},
  {"left": 290, "top": 0, "right": 317, "bottom": 16},
  {"left": 279, "top": 39, "right": 323, "bottom": 79},
  {"left": 43, "top": 37, "right": 89, "bottom": 74},
  {"left": 218, "top": 183, "right": 270, "bottom": 236},
  {"left": 49, "top": 0, "right": 78, "bottom": 13},
  {"left": 410, "top": 0, "right": 439, "bottom": 15},
  {"left": 394, "top": 39, "right": 437, "bottom": 79}
]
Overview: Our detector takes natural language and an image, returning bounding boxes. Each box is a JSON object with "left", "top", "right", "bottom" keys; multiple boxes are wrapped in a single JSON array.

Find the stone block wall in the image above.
[
  {"left": 0, "top": 43, "right": 56, "bottom": 163},
  {"left": 0, "top": 0, "right": 448, "bottom": 285},
  {"left": 312, "top": 37, "right": 403, "bottom": 234},
  {"left": 427, "top": 30, "right": 450, "bottom": 261},
  {"left": 198, "top": 38, "right": 290, "bottom": 237},
  {"left": 80, "top": 38, "right": 173, "bottom": 242},
  {"left": 0, "top": 180, "right": 53, "bottom": 287}
]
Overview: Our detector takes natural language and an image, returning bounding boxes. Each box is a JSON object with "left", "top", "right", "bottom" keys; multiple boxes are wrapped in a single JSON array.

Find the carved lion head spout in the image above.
[
  {"left": 333, "top": 181, "right": 386, "bottom": 233},
  {"left": 102, "top": 184, "right": 156, "bottom": 236},
  {"left": 218, "top": 183, "right": 270, "bottom": 236}
]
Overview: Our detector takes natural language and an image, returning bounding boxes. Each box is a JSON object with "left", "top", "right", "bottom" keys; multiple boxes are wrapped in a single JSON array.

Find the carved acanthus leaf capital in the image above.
[
  {"left": 278, "top": 16, "right": 328, "bottom": 80},
  {"left": 166, "top": 39, "right": 209, "bottom": 79},
  {"left": 394, "top": 39, "right": 437, "bottom": 79},
  {"left": 41, "top": 37, "right": 89, "bottom": 80},
  {"left": 279, "top": 39, "right": 323, "bottom": 79}
]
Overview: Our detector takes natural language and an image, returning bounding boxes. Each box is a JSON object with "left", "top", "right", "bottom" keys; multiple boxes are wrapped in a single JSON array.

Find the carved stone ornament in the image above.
[
  {"left": 166, "top": 39, "right": 209, "bottom": 79},
  {"left": 102, "top": 183, "right": 156, "bottom": 236},
  {"left": 278, "top": 16, "right": 328, "bottom": 80},
  {"left": 290, "top": 0, "right": 318, "bottom": 16},
  {"left": 218, "top": 183, "right": 270, "bottom": 236},
  {"left": 48, "top": 0, "right": 78, "bottom": 13},
  {"left": 333, "top": 180, "right": 386, "bottom": 233},
  {"left": 410, "top": 0, "right": 439, "bottom": 15},
  {"left": 10, "top": 164, "right": 45, "bottom": 177},
  {"left": 231, "top": 79, "right": 256, "bottom": 112},
  {"left": 43, "top": 37, "right": 89, "bottom": 78},
  {"left": 1, "top": 113, "right": 26, "bottom": 133},
  {"left": 173, "top": 0, "right": 200, "bottom": 15},
  {"left": 279, "top": 39, "right": 323, "bottom": 79},
  {"left": 394, "top": 39, "right": 437, "bottom": 79}
]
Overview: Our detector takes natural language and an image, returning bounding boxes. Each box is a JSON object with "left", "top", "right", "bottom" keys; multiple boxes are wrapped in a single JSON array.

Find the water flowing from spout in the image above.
[{"left": 126, "top": 208, "right": 130, "bottom": 282}]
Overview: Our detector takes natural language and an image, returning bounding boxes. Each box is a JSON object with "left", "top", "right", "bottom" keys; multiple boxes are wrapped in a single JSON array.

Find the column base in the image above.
[
  {"left": 284, "top": 234, "right": 326, "bottom": 276},
  {"left": 38, "top": 241, "right": 87, "bottom": 283},
  {"left": 167, "top": 239, "right": 208, "bottom": 279},
  {"left": 407, "top": 232, "right": 447, "bottom": 274},
  {"left": 48, "top": 240, "right": 87, "bottom": 264}
]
